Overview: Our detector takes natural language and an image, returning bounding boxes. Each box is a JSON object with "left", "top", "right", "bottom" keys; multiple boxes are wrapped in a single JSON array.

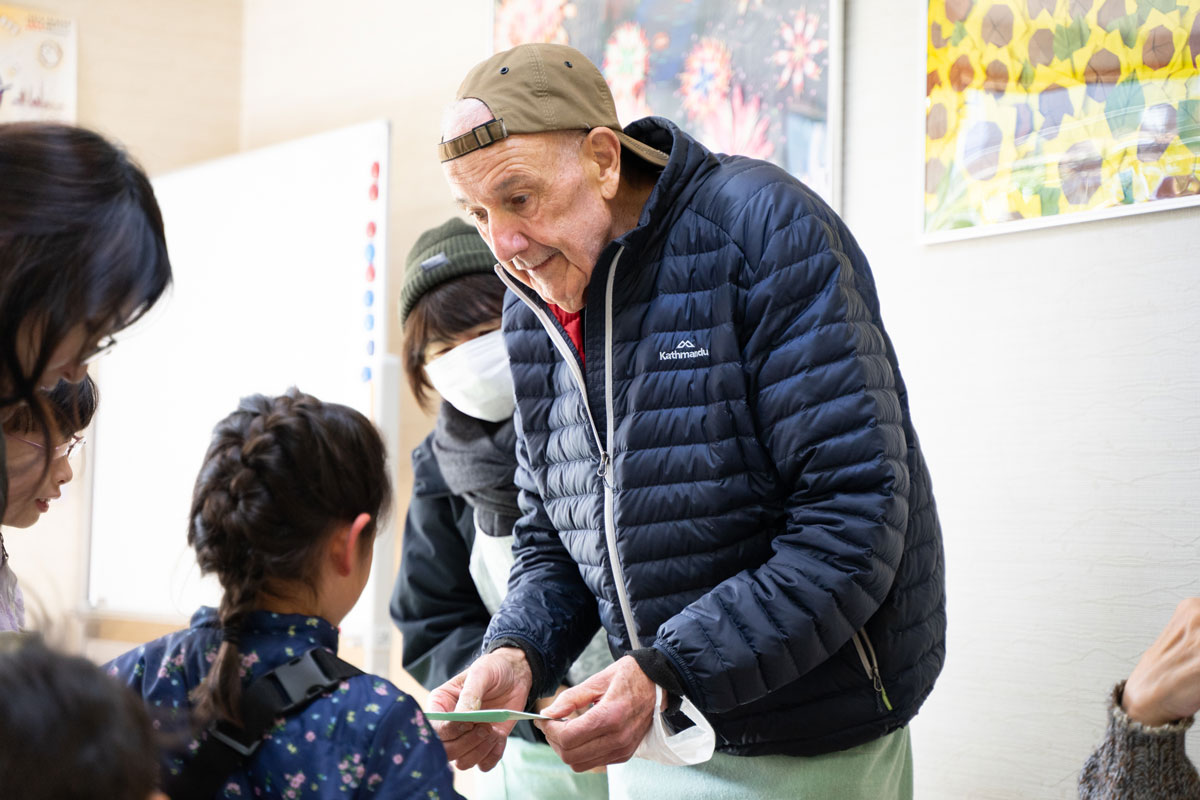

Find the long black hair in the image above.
[
  {"left": 0, "top": 122, "right": 171, "bottom": 440},
  {"left": 186, "top": 388, "right": 392, "bottom": 725}
]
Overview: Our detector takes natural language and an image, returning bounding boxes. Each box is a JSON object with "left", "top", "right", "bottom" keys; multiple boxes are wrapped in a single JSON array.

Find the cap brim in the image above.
[{"left": 616, "top": 131, "right": 670, "bottom": 168}]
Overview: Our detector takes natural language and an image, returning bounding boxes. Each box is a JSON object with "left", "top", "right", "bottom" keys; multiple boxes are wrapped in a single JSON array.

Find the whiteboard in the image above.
[{"left": 87, "top": 122, "right": 396, "bottom": 662}]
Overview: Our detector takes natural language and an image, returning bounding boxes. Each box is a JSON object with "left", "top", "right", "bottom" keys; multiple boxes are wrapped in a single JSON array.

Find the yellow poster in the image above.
[
  {"left": 925, "top": 0, "right": 1200, "bottom": 239},
  {"left": 0, "top": 4, "right": 76, "bottom": 123}
]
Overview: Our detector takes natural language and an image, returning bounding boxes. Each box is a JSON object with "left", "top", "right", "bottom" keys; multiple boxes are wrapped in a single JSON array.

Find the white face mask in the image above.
[
  {"left": 632, "top": 685, "right": 716, "bottom": 766},
  {"left": 424, "top": 329, "right": 516, "bottom": 423}
]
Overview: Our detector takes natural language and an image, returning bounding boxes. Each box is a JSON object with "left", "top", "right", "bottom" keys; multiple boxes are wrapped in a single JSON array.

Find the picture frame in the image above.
[
  {"left": 0, "top": 3, "right": 77, "bottom": 124},
  {"left": 923, "top": 0, "right": 1200, "bottom": 243},
  {"left": 492, "top": 0, "right": 845, "bottom": 212}
]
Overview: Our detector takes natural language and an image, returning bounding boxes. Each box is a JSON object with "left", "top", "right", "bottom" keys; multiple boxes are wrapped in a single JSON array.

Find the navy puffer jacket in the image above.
[{"left": 484, "top": 118, "right": 946, "bottom": 757}]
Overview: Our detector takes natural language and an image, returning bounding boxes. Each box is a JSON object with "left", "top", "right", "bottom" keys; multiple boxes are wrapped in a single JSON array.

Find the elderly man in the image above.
[{"left": 428, "top": 43, "right": 945, "bottom": 798}]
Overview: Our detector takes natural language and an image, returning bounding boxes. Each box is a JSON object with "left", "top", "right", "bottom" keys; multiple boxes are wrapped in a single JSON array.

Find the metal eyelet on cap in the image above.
[
  {"left": 500, "top": 66, "right": 509, "bottom": 74},
  {"left": 564, "top": 61, "right": 573, "bottom": 67}
]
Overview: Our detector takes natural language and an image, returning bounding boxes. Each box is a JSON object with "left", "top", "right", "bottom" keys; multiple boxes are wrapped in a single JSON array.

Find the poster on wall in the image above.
[
  {"left": 493, "top": 0, "right": 843, "bottom": 210},
  {"left": 0, "top": 4, "right": 76, "bottom": 123},
  {"left": 925, "top": 0, "right": 1200, "bottom": 241}
]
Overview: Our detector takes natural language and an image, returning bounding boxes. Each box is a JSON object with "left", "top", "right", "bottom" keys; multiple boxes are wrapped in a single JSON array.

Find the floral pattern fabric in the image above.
[{"left": 106, "top": 607, "right": 460, "bottom": 800}]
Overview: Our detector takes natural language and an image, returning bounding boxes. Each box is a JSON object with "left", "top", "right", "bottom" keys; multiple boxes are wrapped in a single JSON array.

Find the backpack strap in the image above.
[{"left": 164, "top": 647, "right": 363, "bottom": 800}]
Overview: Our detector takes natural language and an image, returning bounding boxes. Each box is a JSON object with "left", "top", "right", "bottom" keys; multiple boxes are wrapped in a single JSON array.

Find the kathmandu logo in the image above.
[{"left": 659, "top": 338, "right": 710, "bottom": 361}]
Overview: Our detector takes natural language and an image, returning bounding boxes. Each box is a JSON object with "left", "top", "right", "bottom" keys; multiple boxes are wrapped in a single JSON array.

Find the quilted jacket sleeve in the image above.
[
  {"left": 653, "top": 187, "right": 911, "bottom": 715},
  {"left": 482, "top": 409, "right": 603, "bottom": 700}
]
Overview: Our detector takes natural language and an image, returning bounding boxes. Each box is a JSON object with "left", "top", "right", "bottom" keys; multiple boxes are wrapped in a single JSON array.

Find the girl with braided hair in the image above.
[{"left": 106, "top": 388, "right": 460, "bottom": 799}]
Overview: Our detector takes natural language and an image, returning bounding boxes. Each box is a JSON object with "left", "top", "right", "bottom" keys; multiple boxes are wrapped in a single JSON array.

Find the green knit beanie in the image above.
[{"left": 398, "top": 218, "right": 497, "bottom": 326}]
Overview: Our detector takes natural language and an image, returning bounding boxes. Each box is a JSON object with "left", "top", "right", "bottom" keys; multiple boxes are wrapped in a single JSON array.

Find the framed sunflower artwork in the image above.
[
  {"left": 925, "top": 0, "right": 1200, "bottom": 241},
  {"left": 492, "top": 0, "right": 845, "bottom": 210}
]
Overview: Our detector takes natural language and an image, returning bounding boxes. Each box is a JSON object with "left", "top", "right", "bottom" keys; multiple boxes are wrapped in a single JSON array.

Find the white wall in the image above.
[{"left": 844, "top": 2, "right": 1200, "bottom": 797}]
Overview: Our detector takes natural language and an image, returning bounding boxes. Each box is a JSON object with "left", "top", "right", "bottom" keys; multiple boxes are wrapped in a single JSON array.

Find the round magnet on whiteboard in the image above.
[
  {"left": 367, "top": 221, "right": 376, "bottom": 237},
  {"left": 366, "top": 341, "right": 375, "bottom": 356},
  {"left": 365, "top": 243, "right": 375, "bottom": 261},
  {"left": 371, "top": 162, "right": 380, "bottom": 179},
  {"left": 369, "top": 184, "right": 378, "bottom": 201},
  {"left": 364, "top": 314, "right": 374, "bottom": 331},
  {"left": 366, "top": 264, "right": 375, "bottom": 282},
  {"left": 362, "top": 366, "right": 372, "bottom": 382},
  {"left": 364, "top": 290, "right": 374, "bottom": 306}
]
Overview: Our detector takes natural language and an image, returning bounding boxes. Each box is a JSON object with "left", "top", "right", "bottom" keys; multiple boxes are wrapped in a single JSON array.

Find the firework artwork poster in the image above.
[
  {"left": 0, "top": 4, "right": 76, "bottom": 123},
  {"left": 492, "top": 0, "right": 844, "bottom": 210},
  {"left": 925, "top": 0, "right": 1200, "bottom": 241}
]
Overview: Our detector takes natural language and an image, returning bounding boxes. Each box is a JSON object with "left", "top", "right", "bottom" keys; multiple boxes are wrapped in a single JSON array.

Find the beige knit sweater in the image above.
[{"left": 1079, "top": 682, "right": 1200, "bottom": 799}]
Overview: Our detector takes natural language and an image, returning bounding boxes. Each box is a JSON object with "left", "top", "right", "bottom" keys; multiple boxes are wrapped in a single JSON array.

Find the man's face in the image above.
[{"left": 443, "top": 131, "right": 613, "bottom": 312}]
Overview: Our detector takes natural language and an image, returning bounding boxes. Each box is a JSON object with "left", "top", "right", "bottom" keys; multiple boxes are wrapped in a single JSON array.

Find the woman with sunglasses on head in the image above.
[
  {"left": 0, "top": 376, "right": 97, "bottom": 631},
  {"left": 0, "top": 122, "right": 172, "bottom": 522},
  {"left": 389, "top": 219, "right": 609, "bottom": 799}
]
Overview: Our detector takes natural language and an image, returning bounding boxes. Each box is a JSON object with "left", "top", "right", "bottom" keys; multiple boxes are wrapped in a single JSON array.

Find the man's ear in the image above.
[
  {"left": 330, "top": 512, "right": 373, "bottom": 576},
  {"left": 583, "top": 127, "right": 623, "bottom": 200}
]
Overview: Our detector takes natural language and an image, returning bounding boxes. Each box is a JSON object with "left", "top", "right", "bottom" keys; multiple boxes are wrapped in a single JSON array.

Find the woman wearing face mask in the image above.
[{"left": 390, "top": 219, "right": 609, "bottom": 799}]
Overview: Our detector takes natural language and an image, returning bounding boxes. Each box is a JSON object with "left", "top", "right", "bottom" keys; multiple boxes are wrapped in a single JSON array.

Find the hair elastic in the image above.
[{"left": 219, "top": 626, "right": 242, "bottom": 647}]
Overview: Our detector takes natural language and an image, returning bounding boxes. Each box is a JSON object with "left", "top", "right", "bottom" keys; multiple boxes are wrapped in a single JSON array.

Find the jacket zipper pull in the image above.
[
  {"left": 596, "top": 450, "right": 611, "bottom": 483},
  {"left": 852, "top": 631, "right": 894, "bottom": 714},
  {"left": 872, "top": 665, "right": 894, "bottom": 712}
]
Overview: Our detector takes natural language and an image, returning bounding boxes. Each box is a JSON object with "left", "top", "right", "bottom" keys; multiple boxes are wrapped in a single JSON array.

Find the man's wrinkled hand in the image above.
[{"left": 534, "top": 656, "right": 660, "bottom": 772}]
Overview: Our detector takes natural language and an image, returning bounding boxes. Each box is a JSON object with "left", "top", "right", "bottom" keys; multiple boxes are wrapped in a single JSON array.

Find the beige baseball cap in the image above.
[{"left": 439, "top": 43, "right": 669, "bottom": 168}]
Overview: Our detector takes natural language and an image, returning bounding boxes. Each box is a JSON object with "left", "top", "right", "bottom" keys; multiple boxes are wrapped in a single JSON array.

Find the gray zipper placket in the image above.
[{"left": 495, "top": 250, "right": 642, "bottom": 649}]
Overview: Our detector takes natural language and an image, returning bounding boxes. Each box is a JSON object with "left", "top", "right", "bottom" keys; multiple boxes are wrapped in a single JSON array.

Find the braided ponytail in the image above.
[{"left": 186, "top": 388, "right": 391, "bottom": 726}]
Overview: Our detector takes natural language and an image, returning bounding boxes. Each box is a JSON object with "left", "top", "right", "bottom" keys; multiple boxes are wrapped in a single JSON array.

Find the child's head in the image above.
[
  {"left": 3, "top": 375, "right": 98, "bottom": 528},
  {"left": 187, "top": 388, "right": 391, "bottom": 724},
  {"left": 0, "top": 122, "right": 171, "bottom": 426},
  {"left": 399, "top": 218, "right": 507, "bottom": 411},
  {"left": 0, "top": 636, "right": 165, "bottom": 800}
]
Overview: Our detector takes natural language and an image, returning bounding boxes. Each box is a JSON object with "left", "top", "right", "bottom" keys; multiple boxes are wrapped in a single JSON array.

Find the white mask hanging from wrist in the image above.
[
  {"left": 424, "top": 329, "right": 516, "bottom": 423},
  {"left": 632, "top": 684, "right": 716, "bottom": 766}
]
